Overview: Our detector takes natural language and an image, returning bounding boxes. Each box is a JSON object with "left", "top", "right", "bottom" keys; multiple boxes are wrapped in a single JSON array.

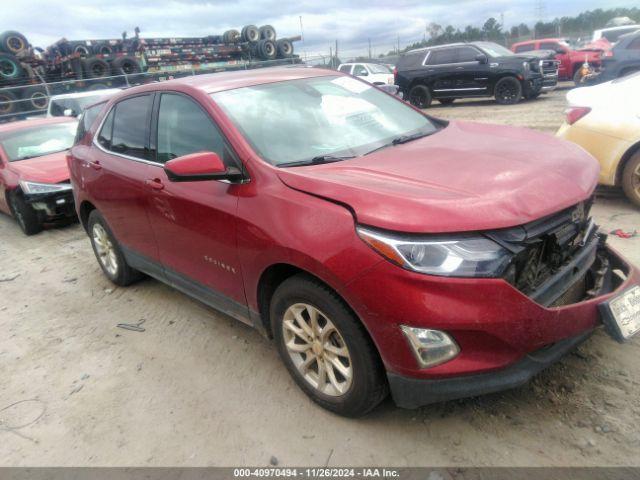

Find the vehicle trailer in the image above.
[{"left": 0, "top": 26, "right": 300, "bottom": 122}]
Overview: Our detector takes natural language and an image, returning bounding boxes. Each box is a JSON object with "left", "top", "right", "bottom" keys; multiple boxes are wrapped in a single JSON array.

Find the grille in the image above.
[{"left": 491, "top": 197, "right": 595, "bottom": 298}]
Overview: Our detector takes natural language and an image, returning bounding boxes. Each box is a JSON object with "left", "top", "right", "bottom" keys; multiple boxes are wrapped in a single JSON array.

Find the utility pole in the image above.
[
  {"left": 368, "top": 38, "right": 371, "bottom": 59},
  {"left": 335, "top": 39, "right": 338, "bottom": 62},
  {"left": 329, "top": 45, "right": 332, "bottom": 67},
  {"left": 397, "top": 35, "right": 400, "bottom": 55},
  {"left": 299, "top": 16, "right": 306, "bottom": 61}
]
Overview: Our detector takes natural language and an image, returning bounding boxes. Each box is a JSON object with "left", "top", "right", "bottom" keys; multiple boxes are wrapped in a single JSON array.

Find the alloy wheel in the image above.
[
  {"left": 497, "top": 82, "right": 518, "bottom": 102},
  {"left": 282, "top": 303, "right": 353, "bottom": 396},
  {"left": 633, "top": 163, "right": 640, "bottom": 199},
  {"left": 92, "top": 223, "right": 119, "bottom": 276}
]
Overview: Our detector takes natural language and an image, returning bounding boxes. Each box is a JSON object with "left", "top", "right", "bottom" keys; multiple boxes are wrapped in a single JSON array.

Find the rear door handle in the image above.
[
  {"left": 455, "top": 66, "right": 464, "bottom": 70},
  {"left": 145, "top": 179, "right": 165, "bottom": 191},
  {"left": 88, "top": 160, "right": 101, "bottom": 170}
]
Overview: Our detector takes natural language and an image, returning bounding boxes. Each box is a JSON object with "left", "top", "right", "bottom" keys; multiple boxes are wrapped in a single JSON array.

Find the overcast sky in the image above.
[{"left": 5, "top": 0, "right": 637, "bottom": 58}]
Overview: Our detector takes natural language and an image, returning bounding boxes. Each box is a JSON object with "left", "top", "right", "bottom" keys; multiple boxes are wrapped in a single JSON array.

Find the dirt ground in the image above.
[{"left": 1, "top": 84, "right": 640, "bottom": 467}]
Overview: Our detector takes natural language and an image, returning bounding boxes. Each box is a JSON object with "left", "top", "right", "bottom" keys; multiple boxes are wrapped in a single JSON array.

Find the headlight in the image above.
[
  {"left": 522, "top": 61, "right": 530, "bottom": 71},
  {"left": 357, "top": 226, "right": 511, "bottom": 277},
  {"left": 19, "top": 181, "right": 72, "bottom": 195}
]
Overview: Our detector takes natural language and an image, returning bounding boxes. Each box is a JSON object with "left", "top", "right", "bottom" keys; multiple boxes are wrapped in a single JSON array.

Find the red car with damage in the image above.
[
  {"left": 0, "top": 117, "right": 78, "bottom": 235},
  {"left": 511, "top": 38, "right": 603, "bottom": 83},
  {"left": 68, "top": 67, "right": 640, "bottom": 416}
]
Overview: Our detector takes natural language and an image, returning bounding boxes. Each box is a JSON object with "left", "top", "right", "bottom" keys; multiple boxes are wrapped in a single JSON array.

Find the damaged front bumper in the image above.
[
  {"left": 385, "top": 243, "right": 637, "bottom": 408},
  {"left": 24, "top": 189, "right": 76, "bottom": 221}
]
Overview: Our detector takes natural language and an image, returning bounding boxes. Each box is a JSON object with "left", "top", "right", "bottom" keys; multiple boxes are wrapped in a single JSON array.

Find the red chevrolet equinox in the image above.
[{"left": 68, "top": 67, "right": 640, "bottom": 416}]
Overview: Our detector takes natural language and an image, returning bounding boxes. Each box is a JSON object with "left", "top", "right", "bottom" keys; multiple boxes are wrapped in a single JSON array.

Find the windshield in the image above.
[
  {"left": 0, "top": 122, "right": 78, "bottom": 161},
  {"left": 368, "top": 64, "right": 391, "bottom": 74},
  {"left": 212, "top": 75, "right": 438, "bottom": 166},
  {"left": 474, "top": 42, "right": 514, "bottom": 57}
]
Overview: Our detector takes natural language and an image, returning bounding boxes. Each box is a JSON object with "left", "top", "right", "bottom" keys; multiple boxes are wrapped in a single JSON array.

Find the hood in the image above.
[
  {"left": 277, "top": 121, "right": 599, "bottom": 233},
  {"left": 8, "top": 150, "right": 70, "bottom": 184}
]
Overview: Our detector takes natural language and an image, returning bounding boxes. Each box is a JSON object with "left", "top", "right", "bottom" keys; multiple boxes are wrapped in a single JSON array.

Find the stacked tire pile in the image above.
[
  {"left": 143, "top": 24, "right": 294, "bottom": 72},
  {"left": 62, "top": 41, "right": 143, "bottom": 86},
  {"left": 0, "top": 31, "right": 49, "bottom": 116}
]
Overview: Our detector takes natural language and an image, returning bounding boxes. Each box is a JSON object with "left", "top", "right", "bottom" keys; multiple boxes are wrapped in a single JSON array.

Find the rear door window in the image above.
[
  {"left": 338, "top": 65, "right": 352, "bottom": 73},
  {"left": 110, "top": 95, "right": 153, "bottom": 160},
  {"left": 427, "top": 48, "right": 457, "bottom": 65},
  {"left": 457, "top": 46, "right": 480, "bottom": 62},
  {"left": 397, "top": 52, "right": 427, "bottom": 70},
  {"left": 514, "top": 44, "right": 535, "bottom": 53},
  {"left": 540, "top": 41, "right": 559, "bottom": 50}
]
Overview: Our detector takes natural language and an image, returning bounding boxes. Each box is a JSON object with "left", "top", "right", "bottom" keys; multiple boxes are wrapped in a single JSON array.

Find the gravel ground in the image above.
[{"left": 1, "top": 84, "right": 639, "bottom": 467}]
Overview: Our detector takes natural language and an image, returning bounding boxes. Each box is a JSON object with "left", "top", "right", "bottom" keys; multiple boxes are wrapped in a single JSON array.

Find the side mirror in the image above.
[
  {"left": 63, "top": 108, "right": 77, "bottom": 117},
  {"left": 475, "top": 54, "right": 488, "bottom": 64},
  {"left": 164, "top": 151, "right": 243, "bottom": 182},
  {"left": 555, "top": 47, "right": 567, "bottom": 54}
]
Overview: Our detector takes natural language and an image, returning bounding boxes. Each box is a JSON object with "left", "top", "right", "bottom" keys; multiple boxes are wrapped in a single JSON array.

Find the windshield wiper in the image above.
[
  {"left": 278, "top": 154, "right": 356, "bottom": 168},
  {"left": 364, "top": 131, "right": 433, "bottom": 156}
]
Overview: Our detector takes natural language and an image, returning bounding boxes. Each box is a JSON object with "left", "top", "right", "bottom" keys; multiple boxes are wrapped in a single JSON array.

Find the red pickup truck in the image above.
[{"left": 511, "top": 38, "right": 602, "bottom": 84}]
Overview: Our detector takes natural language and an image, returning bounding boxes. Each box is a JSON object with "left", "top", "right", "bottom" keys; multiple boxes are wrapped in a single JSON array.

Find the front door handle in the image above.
[
  {"left": 88, "top": 160, "right": 101, "bottom": 170},
  {"left": 455, "top": 66, "right": 464, "bottom": 70},
  {"left": 145, "top": 178, "right": 165, "bottom": 191}
]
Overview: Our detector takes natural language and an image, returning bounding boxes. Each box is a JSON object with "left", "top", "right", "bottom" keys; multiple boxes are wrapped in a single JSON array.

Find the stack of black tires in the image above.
[
  {"left": 143, "top": 24, "right": 294, "bottom": 73},
  {"left": 0, "top": 31, "right": 50, "bottom": 116}
]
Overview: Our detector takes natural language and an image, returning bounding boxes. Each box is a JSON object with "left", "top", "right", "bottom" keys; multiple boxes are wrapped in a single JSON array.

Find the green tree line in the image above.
[{"left": 384, "top": 7, "right": 639, "bottom": 56}]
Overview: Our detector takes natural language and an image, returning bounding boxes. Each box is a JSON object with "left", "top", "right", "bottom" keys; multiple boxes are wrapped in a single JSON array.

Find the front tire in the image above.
[
  {"left": 494, "top": 77, "right": 522, "bottom": 105},
  {"left": 8, "top": 192, "right": 42, "bottom": 235},
  {"left": 408, "top": 84, "right": 432, "bottom": 109},
  {"left": 622, "top": 152, "right": 640, "bottom": 208},
  {"left": 88, "top": 210, "right": 143, "bottom": 286},
  {"left": 271, "top": 274, "right": 388, "bottom": 417}
]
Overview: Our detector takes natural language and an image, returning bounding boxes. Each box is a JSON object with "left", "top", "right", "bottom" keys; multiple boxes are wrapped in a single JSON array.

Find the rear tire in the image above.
[
  {"left": 8, "top": 191, "right": 42, "bottom": 236},
  {"left": 83, "top": 56, "right": 110, "bottom": 78},
  {"left": 259, "top": 25, "right": 277, "bottom": 41},
  {"left": 21, "top": 85, "right": 49, "bottom": 112},
  {"left": 494, "top": 76, "right": 522, "bottom": 105},
  {"left": 270, "top": 274, "right": 388, "bottom": 417},
  {"left": 408, "top": 84, "right": 432, "bottom": 109},
  {"left": 87, "top": 210, "right": 144, "bottom": 286},
  {"left": 0, "top": 31, "right": 28, "bottom": 55},
  {"left": 0, "top": 90, "right": 20, "bottom": 116},
  {"left": 257, "top": 39, "right": 277, "bottom": 60},
  {"left": 241, "top": 25, "right": 260, "bottom": 43},
  {"left": 0, "top": 53, "right": 24, "bottom": 82},
  {"left": 621, "top": 152, "right": 640, "bottom": 208},
  {"left": 276, "top": 38, "right": 294, "bottom": 58},
  {"left": 110, "top": 56, "right": 141, "bottom": 75}
]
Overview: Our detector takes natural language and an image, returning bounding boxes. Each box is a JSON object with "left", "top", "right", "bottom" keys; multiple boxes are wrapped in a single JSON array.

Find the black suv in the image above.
[{"left": 395, "top": 41, "right": 548, "bottom": 108}]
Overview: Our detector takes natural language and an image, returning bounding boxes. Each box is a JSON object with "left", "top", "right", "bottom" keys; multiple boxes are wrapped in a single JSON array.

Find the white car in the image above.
[
  {"left": 47, "top": 89, "right": 122, "bottom": 117},
  {"left": 566, "top": 70, "right": 640, "bottom": 108},
  {"left": 592, "top": 25, "right": 640, "bottom": 44},
  {"left": 337, "top": 63, "right": 394, "bottom": 85}
]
